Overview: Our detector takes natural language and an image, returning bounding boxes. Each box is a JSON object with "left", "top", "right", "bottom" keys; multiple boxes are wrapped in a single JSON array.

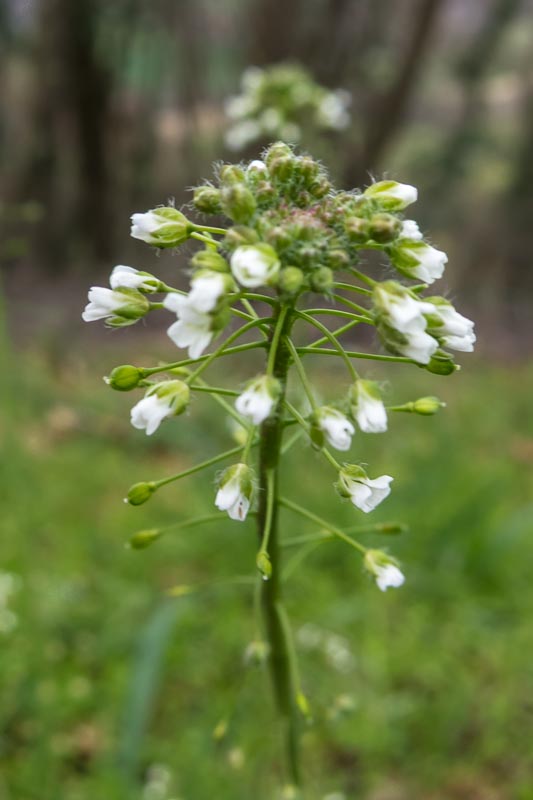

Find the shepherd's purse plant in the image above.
[{"left": 82, "top": 142, "right": 475, "bottom": 794}]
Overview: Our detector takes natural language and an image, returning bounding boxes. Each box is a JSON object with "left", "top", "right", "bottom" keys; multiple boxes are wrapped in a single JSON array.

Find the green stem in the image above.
[
  {"left": 296, "top": 346, "right": 415, "bottom": 365},
  {"left": 307, "top": 319, "right": 362, "bottom": 348},
  {"left": 349, "top": 267, "right": 377, "bottom": 287},
  {"left": 333, "top": 281, "right": 372, "bottom": 297},
  {"left": 189, "top": 385, "right": 240, "bottom": 397},
  {"left": 267, "top": 305, "right": 290, "bottom": 375},
  {"left": 279, "top": 497, "right": 367, "bottom": 555},
  {"left": 284, "top": 338, "right": 318, "bottom": 411},
  {"left": 187, "top": 317, "right": 273, "bottom": 383},
  {"left": 191, "top": 224, "right": 228, "bottom": 236},
  {"left": 331, "top": 293, "right": 373, "bottom": 319},
  {"left": 153, "top": 444, "right": 247, "bottom": 490},
  {"left": 257, "top": 305, "right": 302, "bottom": 788},
  {"left": 295, "top": 310, "right": 359, "bottom": 381},
  {"left": 140, "top": 341, "right": 266, "bottom": 377},
  {"left": 193, "top": 377, "right": 252, "bottom": 430},
  {"left": 190, "top": 231, "right": 222, "bottom": 247}
]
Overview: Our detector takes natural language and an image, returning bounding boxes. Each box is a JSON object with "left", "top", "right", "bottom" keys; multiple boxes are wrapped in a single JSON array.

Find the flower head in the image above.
[
  {"left": 82, "top": 286, "right": 149, "bottom": 325},
  {"left": 130, "top": 207, "right": 191, "bottom": 248},
  {"left": 337, "top": 465, "right": 393, "bottom": 513},
  {"left": 390, "top": 241, "right": 448, "bottom": 284},
  {"left": 364, "top": 550, "right": 405, "bottom": 591},
  {"left": 109, "top": 265, "right": 160, "bottom": 292},
  {"left": 235, "top": 375, "right": 281, "bottom": 425},
  {"left": 363, "top": 180, "right": 418, "bottom": 210},
  {"left": 130, "top": 380, "right": 190, "bottom": 436},
  {"left": 230, "top": 244, "right": 281, "bottom": 288},
  {"left": 215, "top": 463, "right": 254, "bottom": 521},
  {"left": 349, "top": 380, "right": 387, "bottom": 433},
  {"left": 315, "top": 407, "right": 355, "bottom": 451}
]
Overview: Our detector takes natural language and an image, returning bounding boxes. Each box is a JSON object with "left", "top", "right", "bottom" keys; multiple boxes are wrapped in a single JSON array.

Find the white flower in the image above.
[
  {"left": 400, "top": 220, "right": 423, "bottom": 241},
  {"left": 316, "top": 407, "right": 355, "bottom": 451},
  {"left": 247, "top": 159, "right": 268, "bottom": 175},
  {"left": 235, "top": 375, "right": 281, "bottom": 425},
  {"left": 373, "top": 282, "right": 438, "bottom": 364},
  {"left": 82, "top": 286, "right": 148, "bottom": 323},
  {"left": 350, "top": 380, "right": 387, "bottom": 434},
  {"left": 230, "top": 244, "right": 280, "bottom": 288},
  {"left": 338, "top": 466, "right": 393, "bottom": 513},
  {"left": 130, "top": 380, "right": 190, "bottom": 436},
  {"left": 425, "top": 301, "right": 476, "bottom": 352},
  {"left": 363, "top": 180, "right": 418, "bottom": 210},
  {"left": 109, "top": 265, "right": 159, "bottom": 292},
  {"left": 215, "top": 463, "right": 254, "bottom": 521},
  {"left": 130, "top": 207, "right": 190, "bottom": 247},
  {"left": 187, "top": 272, "right": 227, "bottom": 313},
  {"left": 391, "top": 241, "right": 448, "bottom": 284},
  {"left": 364, "top": 550, "right": 405, "bottom": 592},
  {"left": 163, "top": 293, "right": 214, "bottom": 359},
  {"left": 400, "top": 328, "right": 439, "bottom": 363}
]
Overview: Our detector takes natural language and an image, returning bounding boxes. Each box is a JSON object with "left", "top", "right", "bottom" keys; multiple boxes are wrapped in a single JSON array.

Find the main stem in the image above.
[{"left": 257, "top": 304, "right": 302, "bottom": 788}]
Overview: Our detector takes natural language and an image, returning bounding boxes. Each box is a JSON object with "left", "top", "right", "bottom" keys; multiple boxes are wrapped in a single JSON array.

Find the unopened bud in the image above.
[
  {"left": 345, "top": 217, "right": 370, "bottom": 243},
  {"left": 105, "top": 364, "right": 142, "bottom": 391},
  {"left": 412, "top": 396, "right": 446, "bottom": 415},
  {"left": 190, "top": 250, "right": 230, "bottom": 273},
  {"left": 297, "top": 155, "right": 320, "bottom": 184},
  {"left": 278, "top": 266, "right": 305, "bottom": 296},
  {"left": 424, "top": 351, "right": 459, "bottom": 375},
  {"left": 125, "top": 481, "right": 156, "bottom": 506},
  {"left": 221, "top": 183, "right": 256, "bottom": 224},
  {"left": 269, "top": 155, "right": 294, "bottom": 183},
  {"left": 310, "top": 266, "right": 334, "bottom": 293},
  {"left": 328, "top": 249, "right": 350, "bottom": 270},
  {"left": 368, "top": 212, "right": 401, "bottom": 243},
  {"left": 265, "top": 141, "right": 293, "bottom": 165},
  {"left": 266, "top": 226, "right": 292, "bottom": 251},
  {"left": 256, "top": 550, "right": 272, "bottom": 579},
  {"left": 219, "top": 164, "right": 246, "bottom": 184},
  {"left": 130, "top": 207, "right": 191, "bottom": 248},
  {"left": 128, "top": 528, "right": 162, "bottom": 549},
  {"left": 224, "top": 225, "right": 259, "bottom": 249},
  {"left": 308, "top": 177, "right": 331, "bottom": 199},
  {"left": 193, "top": 185, "right": 222, "bottom": 214},
  {"left": 255, "top": 180, "right": 277, "bottom": 204}
]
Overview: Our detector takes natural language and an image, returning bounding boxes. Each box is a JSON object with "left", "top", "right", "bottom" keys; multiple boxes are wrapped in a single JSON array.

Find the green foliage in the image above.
[{"left": 1, "top": 351, "right": 532, "bottom": 799}]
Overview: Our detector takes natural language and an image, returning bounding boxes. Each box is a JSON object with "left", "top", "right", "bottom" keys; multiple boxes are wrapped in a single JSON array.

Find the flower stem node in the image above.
[
  {"left": 128, "top": 528, "right": 162, "bottom": 549},
  {"left": 130, "top": 207, "right": 192, "bottom": 248},
  {"left": 368, "top": 213, "right": 402, "bottom": 244},
  {"left": 230, "top": 244, "right": 281, "bottom": 288},
  {"left": 82, "top": 287, "right": 150, "bottom": 326},
  {"left": 125, "top": 481, "right": 156, "bottom": 506},
  {"left": 105, "top": 365, "right": 143, "bottom": 391},
  {"left": 193, "top": 185, "right": 222, "bottom": 214},
  {"left": 235, "top": 375, "right": 281, "bottom": 425},
  {"left": 349, "top": 380, "right": 387, "bottom": 433},
  {"left": 310, "top": 266, "right": 334, "bottom": 293},
  {"left": 314, "top": 407, "right": 355, "bottom": 451},
  {"left": 364, "top": 549, "right": 405, "bottom": 591},
  {"left": 412, "top": 396, "right": 446, "bottom": 415},
  {"left": 215, "top": 463, "right": 254, "bottom": 521},
  {"left": 256, "top": 549, "right": 273, "bottom": 579},
  {"left": 130, "top": 380, "right": 190, "bottom": 435},
  {"left": 337, "top": 465, "right": 393, "bottom": 513},
  {"left": 363, "top": 180, "right": 418, "bottom": 211},
  {"left": 278, "top": 266, "right": 305, "bottom": 296}
]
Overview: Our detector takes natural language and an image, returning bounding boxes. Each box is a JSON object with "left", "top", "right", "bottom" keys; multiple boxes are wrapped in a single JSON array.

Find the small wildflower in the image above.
[
  {"left": 130, "top": 380, "right": 190, "bottom": 436},
  {"left": 364, "top": 549, "right": 405, "bottom": 591},
  {"left": 215, "top": 463, "right": 254, "bottom": 521},
  {"left": 349, "top": 380, "right": 387, "bottom": 433},
  {"left": 315, "top": 407, "right": 355, "bottom": 451},
  {"left": 235, "top": 375, "right": 281, "bottom": 425},
  {"left": 230, "top": 244, "right": 281, "bottom": 288},
  {"left": 337, "top": 465, "right": 393, "bottom": 513}
]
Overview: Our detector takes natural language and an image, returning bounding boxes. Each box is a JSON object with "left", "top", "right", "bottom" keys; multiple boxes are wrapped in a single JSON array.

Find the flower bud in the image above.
[
  {"left": 82, "top": 287, "right": 150, "bottom": 326},
  {"left": 215, "top": 463, "right": 254, "bottom": 521},
  {"left": 128, "top": 528, "right": 162, "bottom": 549},
  {"left": 349, "top": 380, "right": 387, "bottom": 433},
  {"left": 269, "top": 155, "right": 295, "bottom": 184},
  {"left": 193, "top": 185, "right": 222, "bottom": 214},
  {"left": 328, "top": 249, "right": 350, "bottom": 270},
  {"left": 368, "top": 212, "right": 401, "bottom": 243},
  {"left": 219, "top": 164, "right": 246, "bottom": 184},
  {"left": 105, "top": 365, "right": 143, "bottom": 391},
  {"left": 256, "top": 550, "right": 272, "bottom": 579},
  {"left": 363, "top": 180, "right": 418, "bottom": 211},
  {"left": 235, "top": 374, "right": 281, "bottom": 424},
  {"left": 221, "top": 183, "right": 257, "bottom": 224},
  {"left": 230, "top": 244, "right": 281, "bottom": 288},
  {"left": 345, "top": 217, "right": 370, "bottom": 243},
  {"left": 224, "top": 225, "right": 260, "bottom": 250},
  {"left": 247, "top": 159, "right": 269, "bottom": 180},
  {"left": 130, "top": 380, "right": 190, "bottom": 435},
  {"left": 265, "top": 225, "right": 292, "bottom": 251},
  {"left": 364, "top": 549, "right": 405, "bottom": 592},
  {"left": 130, "top": 207, "right": 191, "bottom": 248},
  {"left": 296, "top": 155, "right": 320, "bottom": 185},
  {"left": 308, "top": 177, "right": 331, "bottom": 199},
  {"left": 310, "top": 266, "right": 334, "bottom": 293},
  {"left": 423, "top": 350, "right": 458, "bottom": 375},
  {"left": 278, "top": 266, "right": 305, "bottom": 296},
  {"left": 254, "top": 180, "right": 277, "bottom": 204},
  {"left": 389, "top": 241, "right": 447, "bottom": 284},
  {"left": 265, "top": 141, "right": 293, "bottom": 166},
  {"left": 190, "top": 249, "right": 230, "bottom": 274},
  {"left": 125, "top": 481, "right": 156, "bottom": 506},
  {"left": 412, "top": 396, "right": 446, "bottom": 415},
  {"left": 314, "top": 407, "right": 354, "bottom": 451}
]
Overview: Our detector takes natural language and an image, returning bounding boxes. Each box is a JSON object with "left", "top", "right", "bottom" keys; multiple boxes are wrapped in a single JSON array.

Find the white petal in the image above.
[
  {"left": 130, "top": 395, "right": 172, "bottom": 436},
  {"left": 356, "top": 397, "right": 388, "bottom": 434},
  {"left": 188, "top": 274, "right": 225, "bottom": 313},
  {"left": 376, "top": 564, "right": 405, "bottom": 591},
  {"left": 349, "top": 475, "right": 393, "bottom": 513}
]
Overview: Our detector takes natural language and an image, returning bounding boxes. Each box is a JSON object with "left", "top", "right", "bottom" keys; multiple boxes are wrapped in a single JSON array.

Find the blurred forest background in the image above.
[{"left": 1, "top": 2, "right": 533, "bottom": 799}]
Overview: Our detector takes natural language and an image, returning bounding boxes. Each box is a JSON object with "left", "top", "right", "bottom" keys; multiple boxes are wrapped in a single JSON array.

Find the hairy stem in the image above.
[{"left": 257, "top": 304, "right": 302, "bottom": 787}]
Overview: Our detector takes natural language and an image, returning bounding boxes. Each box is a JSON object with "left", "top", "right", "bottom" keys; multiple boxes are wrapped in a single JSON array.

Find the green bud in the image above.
[
  {"left": 192, "top": 185, "right": 222, "bottom": 214},
  {"left": 221, "top": 183, "right": 257, "bottom": 224},
  {"left": 256, "top": 550, "right": 272, "bottom": 579},
  {"left": 328, "top": 249, "right": 350, "bottom": 270},
  {"left": 296, "top": 155, "right": 320, "bottom": 184},
  {"left": 308, "top": 177, "right": 331, "bottom": 199},
  {"left": 265, "top": 141, "right": 293, "bottom": 166},
  {"left": 190, "top": 250, "right": 230, "bottom": 273},
  {"left": 219, "top": 164, "right": 246, "bottom": 184},
  {"left": 363, "top": 180, "right": 417, "bottom": 211},
  {"left": 105, "top": 365, "right": 142, "bottom": 391},
  {"left": 278, "top": 266, "right": 305, "bottom": 296},
  {"left": 368, "top": 212, "right": 401, "bottom": 244},
  {"left": 265, "top": 225, "right": 292, "bottom": 251},
  {"left": 125, "top": 481, "right": 156, "bottom": 506},
  {"left": 374, "top": 522, "right": 408, "bottom": 535},
  {"left": 254, "top": 180, "right": 277, "bottom": 204},
  {"left": 310, "top": 266, "right": 334, "bottom": 293},
  {"left": 424, "top": 350, "right": 459, "bottom": 375},
  {"left": 224, "top": 225, "right": 260, "bottom": 249},
  {"left": 131, "top": 207, "right": 192, "bottom": 248},
  {"left": 128, "top": 528, "right": 162, "bottom": 549},
  {"left": 103, "top": 288, "right": 150, "bottom": 327},
  {"left": 269, "top": 155, "right": 294, "bottom": 184},
  {"left": 345, "top": 216, "right": 370, "bottom": 243},
  {"left": 299, "top": 246, "right": 318, "bottom": 266},
  {"left": 412, "top": 396, "right": 446, "bottom": 415}
]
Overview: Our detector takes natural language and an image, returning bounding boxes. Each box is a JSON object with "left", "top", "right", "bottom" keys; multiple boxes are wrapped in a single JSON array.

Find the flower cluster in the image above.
[
  {"left": 83, "top": 142, "right": 475, "bottom": 596},
  {"left": 224, "top": 64, "right": 351, "bottom": 151}
]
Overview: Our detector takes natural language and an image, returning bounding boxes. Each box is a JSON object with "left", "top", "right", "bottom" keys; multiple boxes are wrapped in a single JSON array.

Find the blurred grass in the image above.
[{"left": 1, "top": 340, "right": 533, "bottom": 800}]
